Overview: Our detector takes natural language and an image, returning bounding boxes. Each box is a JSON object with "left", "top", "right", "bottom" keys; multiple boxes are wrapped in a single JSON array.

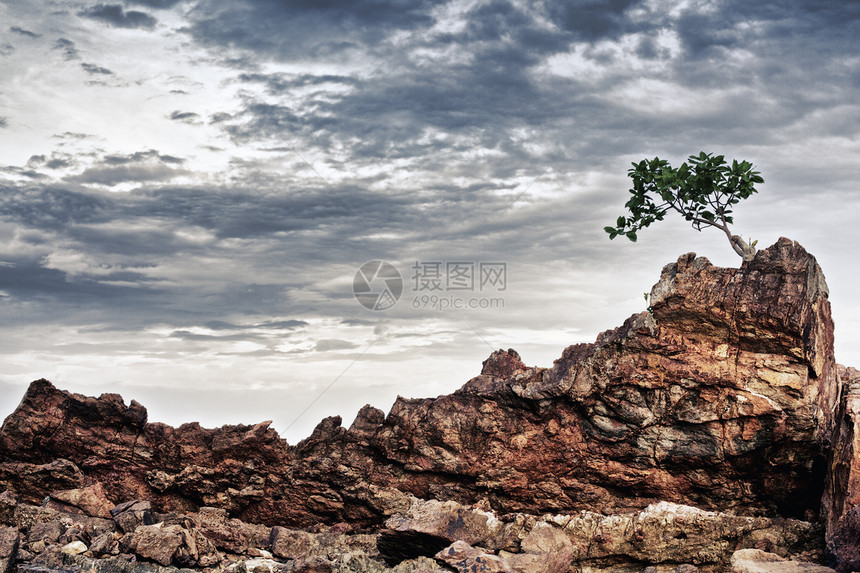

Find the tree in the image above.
[{"left": 605, "top": 152, "right": 764, "bottom": 261}]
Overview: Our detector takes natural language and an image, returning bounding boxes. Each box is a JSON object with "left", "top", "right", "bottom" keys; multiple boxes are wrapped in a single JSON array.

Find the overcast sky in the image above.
[{"left": 1, "top": 0, "right": 858, "bottom": 442}]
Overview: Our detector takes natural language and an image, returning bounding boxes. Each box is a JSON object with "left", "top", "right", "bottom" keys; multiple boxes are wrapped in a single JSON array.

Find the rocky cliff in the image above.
[{"left": 0, "top": 237, "right": 853, "bottom": 573}]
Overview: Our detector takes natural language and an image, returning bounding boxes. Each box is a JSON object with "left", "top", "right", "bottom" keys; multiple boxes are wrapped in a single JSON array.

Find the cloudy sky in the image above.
[{"left": 1, "top": 0, "right": 858, "bottom": 442}]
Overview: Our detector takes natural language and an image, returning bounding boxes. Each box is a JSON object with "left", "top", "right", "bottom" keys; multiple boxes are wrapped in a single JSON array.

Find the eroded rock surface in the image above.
[
  {"left": 0, "top": 238, "right": 850, "bottom": 572},
  {"left": 0, "top": 239, "right": 838, "bottom": 527}
]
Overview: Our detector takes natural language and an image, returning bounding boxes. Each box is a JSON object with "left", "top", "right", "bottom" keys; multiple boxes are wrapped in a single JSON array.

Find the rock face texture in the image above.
[
  {"left": 1, "top": 238, "right": 836, "bottom": 526},
  {"left": 821, "top": 366, "right": 860, "bottom": 572},
  {"left": 0, "top": 237, "right": 849, "bottom": 572},
  {"left": 0, "top": 491, "right": 827, "bottom": 573}
]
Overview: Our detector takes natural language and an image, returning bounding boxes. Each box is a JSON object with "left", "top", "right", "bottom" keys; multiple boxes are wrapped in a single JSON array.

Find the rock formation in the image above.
[{"left": 0, "top": 237, "right": 854, "bottom": 572}]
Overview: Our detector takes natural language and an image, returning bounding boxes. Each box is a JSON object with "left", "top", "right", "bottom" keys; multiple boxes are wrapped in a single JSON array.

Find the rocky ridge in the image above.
[{"left": 0, "top": 238, "right": 856, "bottom": 572}]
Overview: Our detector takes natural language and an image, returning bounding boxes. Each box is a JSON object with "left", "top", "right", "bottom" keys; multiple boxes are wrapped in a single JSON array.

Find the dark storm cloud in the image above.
[
  {"left": 672, "top": 0, "right": 860, "bottom": 59},
  {"left": 79, "top": 4, "right": 158, "bottom": 30},
  {"left": 0, "top": 185, "right": 107, "bottom": 227},
  {"left": 186, "top": 0, "right": 435, "bottom": 60},
  {"left": 544, "top": 0, "right": 642, "bottom": 41},
  {"left": 53, "top": 38, "right": 80, "bottom": 60},
  {"left": 10, "top": 26, "right": 40, "bottom": 39},
  {"left": 125, "top": 0, "right": 184, "bottom": 8},
  {"left": 237, "top": 73, "right": 359, "bottom": 94},
  {"left": 0, "top": 257, "right": 160, "bottom": 303},
  {"left": 81, "top": 63, "right": 113, "bottom": 75}
]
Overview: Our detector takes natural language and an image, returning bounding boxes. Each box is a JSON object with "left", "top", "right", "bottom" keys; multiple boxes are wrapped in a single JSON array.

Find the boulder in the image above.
[
  {"left": 122, "top": 524, "right": 185, "bottom": 566},
  {"left": 434, "top": 541, "right": 512, "bottom": 573},
  {"left": 0, "top": 526, "right": 20, "bottom": 573},
  {"left": 48, "top": 483, "right": 114, "bottom": 519},
  {"left": 731, "top": 548, "right": 835, "bottom": 572}
]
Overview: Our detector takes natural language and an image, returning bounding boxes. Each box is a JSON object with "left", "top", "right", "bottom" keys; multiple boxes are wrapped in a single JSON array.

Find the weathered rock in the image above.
[
  {"left": 548, "top": 501, "right": 821, "bottom": 566},
  {"left": 59, "top": 541, "right": 87, "bottom": 556},
  {"left": 269, "top": 525, "right": 377, "bottom": 563},
  {"left": 193, "top": 507, "right": 268, "bottom": 554},
  {"left": 0, "top": 460, "right": 84, "bottom": 503},
  {"left": 503, "top": 522, "right": 574, "bottom": 573},
  {"left": 0, "top": 240, "right": 839, "bottom": 527},
  {"left": 731, "top": 548, "right": 835, "bottom": 572},
  {"left": 0, "top": 494, "right": 17, "bottom": 527},
  {"left": 122, "top": 525, "right": 185, "bottom": 566},
  {"left": 26, "top": 521, "right": 64, "bottom": 546},
  {"left": 380, "top": 497, "right": 508, "bottom": 557},
  {"left": 821, "top": 366, "right": 860, "bottom": 572},
  {"left": 112, "top": 501, "right": 155, "bottom": 534},
  {"left": 434, "top": 541, "right": 512, "bottom": 573},
  {"left": 49, "top": 483, "right": 114, "bottom": 519},
  {"left": 0, "top": 526, "right": 20, "bottom": 573}
]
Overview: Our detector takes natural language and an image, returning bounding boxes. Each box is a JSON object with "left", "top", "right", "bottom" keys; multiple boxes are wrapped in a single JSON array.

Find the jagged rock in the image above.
[
  {"left": 0, "top": 460, "right": 84, "bottom": 503},
  {"left": 0, "top": 240, "right": 837, "bottom": 525},
  {"left": 379, "top": 497, "right": 509, "bottom": 559},
  {"left": 821, "top": 366, "right": 860, "bottom": 572},
  {"left": 549, "top": 501, "right": 821, "bottom": 566},
  {"left": 434, "top": 541, "right": 512, "bottom": 573},
  {"left": 59, "top": 541, "right": 86, "bottom": 556},
  {"left": 49, "top": 483, "right": 114, "bottom": 519},
  {"left": 112, "top": 501, "right": 155, "bottom": 534},
  {"left": 0, "top": 239, "right": 849, "bottom": 572},
  {"left": 26, "top": 522, "right": 64, "bottom": 546},
  {"left": 269, "top": 525, "right": 377, "bottom": 563},
  {"left": 269, "top": 527, "right": 311, "bottom": 560},
  {"left": 0, "top": 526, "right": 20, "bottom": 573},
  {"left": 122, "top": 525, "right": 185, "bottom": 566},
  {"left": 0, "top": 493, "right": 18, "bottom": 526},
  {"left": 502, "top": 522, "right": 574, "bottom": 573},
  {"left": 481, "top": 349, "right": 526, "bottom": 378},
  {"left": 193, "top": 507, "right": 269, "bottom": 554},
  {"left": 731, "top": 548, "right": 835, "bottom": 572}
]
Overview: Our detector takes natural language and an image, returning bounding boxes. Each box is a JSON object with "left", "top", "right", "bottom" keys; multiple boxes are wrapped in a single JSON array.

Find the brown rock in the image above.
[
  {"left": 382, "top": 497, "right": 506, "bottom": 550},
  {"left": 0, "top": 492, "right": 17, "bottom": 526},
  {"left": 112, "top": 500, "right": 155, "bottom": 534},
  {"left": 193, "top": 506, "right": 268, "bottom": 554},
  {"left": 270, "top": 527, "right": 312, "bottom": 560},
  {"left": 0, "top": 239, "right": 839, "bottom": 529},
  {"left": 26, "top": 521, "right": 64, "bottom": 545},
  {"left": 821, "top": 366, "right": 860, "bottom": 572},
  {"left": 435, "top": 540, "right": 513, "bottom": 573},
  {"left": 291, "top": 556, "right": 333, "bottom": 573},
  {"left": 0, "top": 526, "right": 20, "bottom": 573},
  {"left": 505, "top": 522, "right": 574, "bottom": 573},
  {"left": 48, "top": 483, "right": 114, "bottom": 518},
  {"left": 481, "top": 349, "right": 526, "bottom": 378},
  {"left": 123, "top": 524, "right": 184, "bottom": 566}
]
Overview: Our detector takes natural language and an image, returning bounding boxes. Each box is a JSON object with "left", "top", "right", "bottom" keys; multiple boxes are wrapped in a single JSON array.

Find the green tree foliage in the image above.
[{"left": 605, "top": 152, "right": 764, "bottom": 260}]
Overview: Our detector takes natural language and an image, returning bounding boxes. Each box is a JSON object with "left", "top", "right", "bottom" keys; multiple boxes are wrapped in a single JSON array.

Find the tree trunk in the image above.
[{"left": 730, "top": 235, "right": 757, "bottom": 262}]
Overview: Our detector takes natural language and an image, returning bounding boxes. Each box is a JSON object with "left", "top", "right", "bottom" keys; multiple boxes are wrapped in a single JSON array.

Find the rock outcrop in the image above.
[
  {"left": 0, "top": 491, "right": 828, "bottom": 573},
  {"left": 821, "top": 366, "right": 860, "bottom": 572},
  {"left": 0, "top": 237, "right": 851, "bottom": 572}
]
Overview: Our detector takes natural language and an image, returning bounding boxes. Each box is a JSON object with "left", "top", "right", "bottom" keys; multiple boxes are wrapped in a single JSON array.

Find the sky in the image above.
[{"left": 1, "top": 0, "right": 858, "bottom": 443}]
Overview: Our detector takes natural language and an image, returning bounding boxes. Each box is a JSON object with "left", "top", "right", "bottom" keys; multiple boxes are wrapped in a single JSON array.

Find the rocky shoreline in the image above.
[{"left": 2, "top": 238, "right": 859, "bottom": 572}]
